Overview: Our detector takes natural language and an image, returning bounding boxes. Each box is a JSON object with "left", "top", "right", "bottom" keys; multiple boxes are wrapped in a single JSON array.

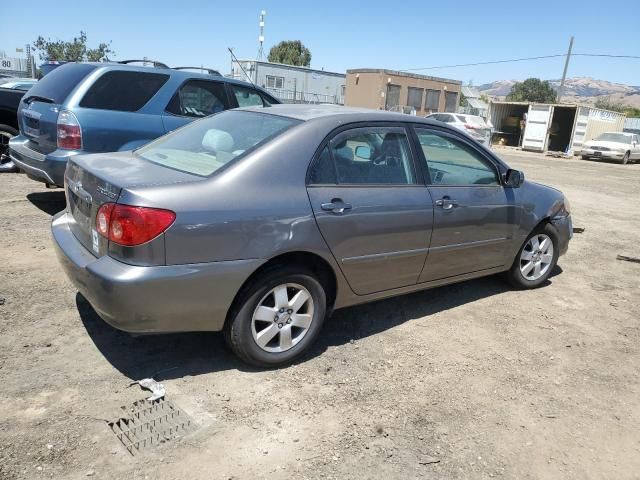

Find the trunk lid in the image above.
[{"left": 65, "top": 152, "right": 202, "bottom": 256}]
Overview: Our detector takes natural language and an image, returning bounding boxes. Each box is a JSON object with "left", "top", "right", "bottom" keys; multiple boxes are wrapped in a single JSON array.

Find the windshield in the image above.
[
  {"left": 594, "top": 133, "right": 631, "bottom": 144},
  {"left": 136, "top": 110, "right": 300, "bottom": 176}
]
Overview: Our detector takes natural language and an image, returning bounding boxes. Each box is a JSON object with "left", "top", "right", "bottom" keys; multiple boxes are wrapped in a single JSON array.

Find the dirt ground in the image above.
[{"left": 1, "top": 151, "right": 639, "bottom": 480}]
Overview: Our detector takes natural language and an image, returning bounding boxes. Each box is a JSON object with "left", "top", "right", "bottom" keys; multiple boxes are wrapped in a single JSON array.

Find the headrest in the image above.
[{"left": 202, "top": 129, "right": 234, "bottom": 152}]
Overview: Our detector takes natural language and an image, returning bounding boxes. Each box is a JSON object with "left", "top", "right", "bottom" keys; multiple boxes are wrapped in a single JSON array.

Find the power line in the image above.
[
  {"left": 400, "top": 53, "right": 640, "bottom": 72},
  {"left": 401, "top": 54, "right": 566, "bottom": 71}
]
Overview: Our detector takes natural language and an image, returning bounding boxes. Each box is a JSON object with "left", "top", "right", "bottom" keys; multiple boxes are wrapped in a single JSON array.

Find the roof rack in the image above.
[
  {"left": 118, "top": 59, "right": 170, "bottom": 68},
  {"left": 173, "top": 66, "right": 221, "bottom": 76}
]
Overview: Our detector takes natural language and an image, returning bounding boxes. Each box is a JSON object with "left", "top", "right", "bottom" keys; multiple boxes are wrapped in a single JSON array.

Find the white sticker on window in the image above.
[{"left": 92, "top": 229, "right": 99, "bottom": 253}]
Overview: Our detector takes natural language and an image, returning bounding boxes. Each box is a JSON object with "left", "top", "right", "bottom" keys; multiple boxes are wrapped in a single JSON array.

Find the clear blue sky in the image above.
[{"left": 2, "top": 0, "right": 639, "bottom": 86}]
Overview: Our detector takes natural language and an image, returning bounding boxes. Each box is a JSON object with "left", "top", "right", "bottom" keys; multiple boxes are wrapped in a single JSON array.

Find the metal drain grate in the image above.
[{"left": 109, "top": 398, "right": 195, "bottom": 455}]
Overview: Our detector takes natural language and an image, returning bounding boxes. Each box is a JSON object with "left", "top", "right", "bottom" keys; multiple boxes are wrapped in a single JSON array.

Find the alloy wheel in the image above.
[
  {"left": 520, "top": 234, "right": 554, "bottom": 281},
  {"left": 251, "top": 283, "right": 314, "bottom": 353}
]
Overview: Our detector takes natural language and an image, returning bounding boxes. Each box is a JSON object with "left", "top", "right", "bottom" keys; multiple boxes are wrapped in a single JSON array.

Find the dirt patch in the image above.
[{"left": 1, "top": 154, "right": 639, "bottom": 479}]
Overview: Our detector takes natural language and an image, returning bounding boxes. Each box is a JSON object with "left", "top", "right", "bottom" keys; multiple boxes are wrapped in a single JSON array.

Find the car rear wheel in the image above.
[
  {"left": 506, "top": 223, "right": 559, "bottom": 289},
  {"left": 0, "top": 124, "right": 19, "bottom": 173},
  {"left": 224, "top": 267, "right": 327, "bottom": 367},
  {"left": 622, "top": 151, "right": 630, "bottom": 165}
]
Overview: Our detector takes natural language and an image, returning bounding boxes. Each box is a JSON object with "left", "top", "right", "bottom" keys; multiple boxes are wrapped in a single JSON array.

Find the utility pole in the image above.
[{"left": 557, "top": 36, "right": 574, "bottom": 104}]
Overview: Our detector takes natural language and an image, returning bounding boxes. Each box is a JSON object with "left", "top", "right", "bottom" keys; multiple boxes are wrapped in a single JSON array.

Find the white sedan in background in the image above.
[
  {"left": 581, "top": 132, "right": 640, "bottom": 164},
  {"left": 425, "top": 113, "right": 492, "bottom": 147}
]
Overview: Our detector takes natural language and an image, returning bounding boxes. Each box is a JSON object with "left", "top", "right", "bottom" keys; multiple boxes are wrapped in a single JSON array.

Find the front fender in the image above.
[{"left": 510, "top": 180, "right": 567, "bottom": 253}]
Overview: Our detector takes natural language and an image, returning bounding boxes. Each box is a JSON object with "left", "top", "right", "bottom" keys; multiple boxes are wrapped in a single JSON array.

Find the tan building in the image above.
[{"left": 345, "top": 68, "right": 462, "bottom": 115}]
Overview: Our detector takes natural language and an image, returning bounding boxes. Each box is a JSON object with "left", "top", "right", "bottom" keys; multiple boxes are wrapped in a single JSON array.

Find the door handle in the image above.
[
  {"left": 435, "top": 197, "right": 459, "bottom": 210},
  {"left": 321, "top": 199, "right": 352, "bottom": 214}
]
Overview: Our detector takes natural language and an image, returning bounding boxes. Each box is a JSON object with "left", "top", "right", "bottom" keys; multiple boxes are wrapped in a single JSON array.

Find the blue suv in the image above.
[{"left": 9, "top": 62, "right": 279, "bottom": 187}]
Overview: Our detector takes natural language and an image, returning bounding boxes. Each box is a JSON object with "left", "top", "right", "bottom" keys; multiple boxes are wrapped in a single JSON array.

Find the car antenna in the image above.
[{"left": 227, "top": 48, "right": 256, "bottom": 86}]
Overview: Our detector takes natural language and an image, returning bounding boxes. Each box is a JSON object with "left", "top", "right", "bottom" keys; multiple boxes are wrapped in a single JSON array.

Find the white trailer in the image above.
[{"left": 488, "top": 101, "right": 626, "bottom": 154}]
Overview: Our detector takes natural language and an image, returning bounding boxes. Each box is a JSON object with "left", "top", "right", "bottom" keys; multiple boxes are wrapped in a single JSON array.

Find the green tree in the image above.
[
  {"left": 33, "top": 31, "right": 114, "bottom": 62},
  {"left": 595, "top": 96, "right": 640, "bottom": 116},
  {"left": 506, "top": 78, "right": 557, "bottom": 103},
  {"left": 268, "top": 40, "right": 311, "bottom": 67},
  {"left": 594, "top": 96, "right": 625, "bottom": 112}
]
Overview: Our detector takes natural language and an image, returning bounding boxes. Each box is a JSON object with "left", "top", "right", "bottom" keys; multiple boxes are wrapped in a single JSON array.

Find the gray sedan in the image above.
[{"left": 52, "top": 105, "right": 572, "bottom": 367}]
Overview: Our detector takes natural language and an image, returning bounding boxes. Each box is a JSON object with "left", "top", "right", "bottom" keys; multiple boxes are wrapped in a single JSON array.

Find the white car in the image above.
[
  {"left": 425, "top": 113, "right": 491, "bottom": 147},
  {"left": 0, "top": 77, "right": 37, "bottom": 91},
  {"left": 582, "top": 132, "right": 640, "bottom": 164}
]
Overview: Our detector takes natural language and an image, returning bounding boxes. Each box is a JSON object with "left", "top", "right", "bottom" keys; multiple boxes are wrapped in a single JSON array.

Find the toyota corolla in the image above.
[{"left": 52, "top": 105, "right": 572, "bottom": 367}]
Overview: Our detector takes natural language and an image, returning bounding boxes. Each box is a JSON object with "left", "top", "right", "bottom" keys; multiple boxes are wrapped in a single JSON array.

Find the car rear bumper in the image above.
[
  {"left": 551, "top": 214, "right": 572, "bottom": 256},
  {"left": 9, "top": 135, "right": 73, "bottom": 187},
  {"left": 51, "top": 211, "right": 264, "bottom": 333}
]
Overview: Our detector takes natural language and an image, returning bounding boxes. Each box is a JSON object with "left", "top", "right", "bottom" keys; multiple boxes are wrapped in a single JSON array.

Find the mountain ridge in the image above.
[{"left": 477, "top": 77, "right": 640, "bottom": 107}]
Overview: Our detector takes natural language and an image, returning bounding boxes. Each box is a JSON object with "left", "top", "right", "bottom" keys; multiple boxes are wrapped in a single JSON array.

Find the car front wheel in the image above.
[
  {"left": 507, "top": 223, "right": 559, "bottom": 289},
  {"left": 225, "top": 267, "right": 327, "bottom": 367},
  {"left": 0, "top": 124, "right": 19, "bottom": 173},
  {"left": 622, "top": 151, "right": 630, "bottom": 165}
]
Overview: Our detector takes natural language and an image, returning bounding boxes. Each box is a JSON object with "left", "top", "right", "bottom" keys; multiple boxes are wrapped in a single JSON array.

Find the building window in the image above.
[
  {"left": 407, "top": 87, "right": 423, "bottom": 110},
  {"left": 341, "top": 85, "right": 346, "bottom": 97},
  {"left": 444, "top": 91, "right": 458, "bottom": 112},
  {"left": 266, "top": 75, "right": 284, "bottom": 89},
  {"left": 425, "top": 89, "right": 440, "bottom": 111},
  {"left": 385, "top": 84, "right": 401, "bottom": 110}
]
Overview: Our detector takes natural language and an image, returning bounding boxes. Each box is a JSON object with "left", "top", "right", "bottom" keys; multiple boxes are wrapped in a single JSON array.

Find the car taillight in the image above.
[
  {"left": 96, "top": 203, "right": 175, "bottom": 247},
  {"left": 57, "top": 110, "right": 82, "bottom": 150},
  {"left": 464, "top": 124, "right": 476, "bottom": 130}
]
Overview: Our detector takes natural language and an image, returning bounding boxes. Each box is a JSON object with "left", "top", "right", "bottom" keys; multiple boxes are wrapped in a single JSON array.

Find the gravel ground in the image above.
[{"left": 0, "top": 151, "right": 639, "bottom": 480}]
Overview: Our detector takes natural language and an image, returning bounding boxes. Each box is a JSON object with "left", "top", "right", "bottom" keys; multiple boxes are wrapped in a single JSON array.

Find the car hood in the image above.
[{"left": 584, "top": 140, "right": 628, "bottom": 150}]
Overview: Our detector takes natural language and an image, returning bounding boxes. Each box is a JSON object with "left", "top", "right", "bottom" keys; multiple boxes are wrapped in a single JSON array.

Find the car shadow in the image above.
[
  {"left": 77, "top": 266, "right": 563, "bottom": 381},
  {"left": 27, "top": 191, "right": 66, "bottom": 216}
]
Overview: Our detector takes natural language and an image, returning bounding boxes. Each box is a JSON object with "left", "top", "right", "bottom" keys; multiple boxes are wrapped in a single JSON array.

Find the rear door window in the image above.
[
  {"left": 327, "top": 127, "right": 416, "bottom": 185},
  {"left": 230, "top": 85, "right": 267, "bottom": 107},
  {"left": 80, "top": 70, "right": 169, "bottom": 111},
  {"left": 166, "top": 80, "right": 230, "bottom": 117},
  {"left": 23, "top": 63, "right": 96, "bottom": 104}
]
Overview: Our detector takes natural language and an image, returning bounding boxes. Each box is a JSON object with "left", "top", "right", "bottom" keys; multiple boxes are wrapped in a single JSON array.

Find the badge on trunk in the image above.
[{"left": 92, "top": 229, "right": 99, "bottom": 254}]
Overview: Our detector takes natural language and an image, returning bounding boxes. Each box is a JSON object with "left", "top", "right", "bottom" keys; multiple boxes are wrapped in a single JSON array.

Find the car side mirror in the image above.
[
  {"left": 355, "top": 145, "right": 372, "bottom": 160},
  {"left": 504, "top": 169, "right": 524, "bottom": 188}
]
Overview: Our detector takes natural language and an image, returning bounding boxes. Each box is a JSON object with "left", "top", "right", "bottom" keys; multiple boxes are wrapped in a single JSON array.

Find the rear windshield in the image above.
[
  {"left": 136, "top": 110, "right": 300, "bottom": 176},
  {"left": 80, "top": 70, "right": 169, "bottom": 111},
  {"left": 23, "top": 63, "right": 96, "bottom": 104}
]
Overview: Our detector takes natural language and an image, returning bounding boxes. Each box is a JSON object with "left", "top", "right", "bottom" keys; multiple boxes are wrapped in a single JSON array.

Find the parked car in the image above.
[
  {"left": 0, "top": 78, "right": 37, "bottom": 91},
  {"left": 52, "top": 105, "right": 572, "bottom": 367},
  {"left": 581, "top": 132, "right": 640, "bottom": 164},
  {"left": 9, "top": 62, "right": 279, "bottom": 187},
  {"left": 0, "top": 86, "right": 27, "bottom": 172},
  {"left": 426, "top": 112, "right": 492, "bottom": 146}
]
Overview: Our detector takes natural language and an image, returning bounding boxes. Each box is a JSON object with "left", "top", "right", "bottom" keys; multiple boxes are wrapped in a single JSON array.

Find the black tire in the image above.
[
  {"left": 224, "top": 266, "right": 327, "bottom": 367},
  {"left": 507, "top": 223, "right": 559, "bottom": 289},
  {"left": 622, "top": 151, "right": 630, "bottom": 165},
  {"left": 0, "top": 124, "right": 18, "bottom": 165},
  {"left": 581, "top": 155, "right": 588, "bottom": 160}
]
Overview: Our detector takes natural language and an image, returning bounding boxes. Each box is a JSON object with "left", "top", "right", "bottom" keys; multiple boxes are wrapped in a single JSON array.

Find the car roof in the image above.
[
  {"left": 239, "top": 103, "right": 443, "bottom": 125},
  {"left": 80, "top": 62, "right": 272, "bottom": 93}
]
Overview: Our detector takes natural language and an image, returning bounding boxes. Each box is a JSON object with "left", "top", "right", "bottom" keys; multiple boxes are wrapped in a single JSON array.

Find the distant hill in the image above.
[{"left": 477, "top": 77, "right": 640, "bottom": 107}]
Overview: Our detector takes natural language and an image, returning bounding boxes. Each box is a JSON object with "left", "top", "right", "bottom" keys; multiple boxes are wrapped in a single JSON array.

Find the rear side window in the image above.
[
  {"left": 23, "top": 63, "right": 96, "bottom": 104},
  {"left": 230, "top": 85, "right": 266, "bottom": 107},
  {"left": 166, "top": 80, "right": 229, "bottom": 117},
  {"left": 80, "top": 71, "right": 169, "bottom": 111}
]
